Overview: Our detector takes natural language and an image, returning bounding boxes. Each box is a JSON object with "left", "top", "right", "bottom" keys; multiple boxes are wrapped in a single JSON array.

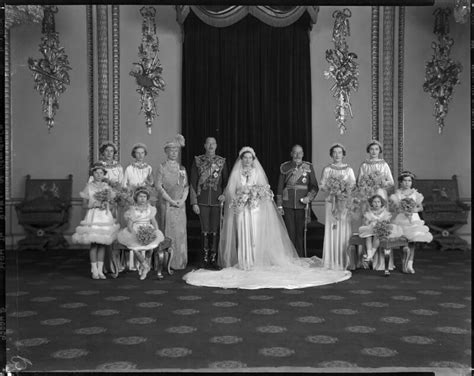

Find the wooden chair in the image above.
[
  {"left": 15, "top": 174, "right": 72, "bottom": 250},
  {"left": 346, "top": 235, "right": 370, "bottom": 270},
  {"left": 378, "top": 237, "right": 410, "bottom": 276}
]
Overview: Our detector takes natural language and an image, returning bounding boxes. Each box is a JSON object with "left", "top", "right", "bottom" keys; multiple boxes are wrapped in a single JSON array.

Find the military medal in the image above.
[{"left": 302, "top": 178, "right": 307, "bottom": 183}]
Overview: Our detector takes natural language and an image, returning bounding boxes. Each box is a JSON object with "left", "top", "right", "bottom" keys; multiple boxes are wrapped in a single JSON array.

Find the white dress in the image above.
[
  {"left": 72, "top": 182, "right": 120, "bottom": 245},
  {"left": 358, "top": 208, "right": 403, "bottom": 238},
  {"left": 390, "top": 189, "right": 433, "bottom": 242},
  {"left": 122, "top": 162, "right": 153, "bottom": 188},
  {"left": 357, "top": 158, "right": 394, "bottom": 201},
  {"left": 183, "top": 157, "right": 351, "bottom": 289},
  {"left": 117, "top": 205, "right": 164, "bottom": 251},
  {"left": 88, "top": 161, "right": 123, "bottom": 186},
  {"left": 320, "top": 164, "right": 356, "bottom": 271}
]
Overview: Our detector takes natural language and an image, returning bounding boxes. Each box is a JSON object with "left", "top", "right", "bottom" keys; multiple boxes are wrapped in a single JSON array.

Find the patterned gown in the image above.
[
  {"left": 156, "top": 160, "right": 189, "bottom": 270},
  {"left": 320, "top": 164, "right": 356, "bottom": 271}
]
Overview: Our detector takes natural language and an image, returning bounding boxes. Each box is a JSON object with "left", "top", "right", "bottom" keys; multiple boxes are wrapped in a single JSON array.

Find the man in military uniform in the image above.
[
  {"left": 277, "top": 144, "right": 318, "bottom": 257},
  {"left": 190, "top": 137, "right": 228, "bottom": 269}
]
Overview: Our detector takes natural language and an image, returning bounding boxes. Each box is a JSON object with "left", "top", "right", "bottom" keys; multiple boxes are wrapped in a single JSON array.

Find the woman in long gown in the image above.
[
  {"left": 89, "top": 141, "right": 125, "bottom": 277},
  {"left": 121, "top": 143, "right": 154, "bottom": 271},
  {"left": 357, "top": 140, "right": 396, "bottom": 271},
  {"left": 183, "top": 146, "right": 351, "bottom": 289},
  {"left": 156, "top": 134, "right": 189, "bottom": 270},
  {"left": 320, "top": 143, "right": 356, "bottom": 271}
]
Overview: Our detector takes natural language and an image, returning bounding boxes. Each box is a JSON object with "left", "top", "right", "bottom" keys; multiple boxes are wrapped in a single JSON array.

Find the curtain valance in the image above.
[{"left": 176, "top": 5, "right": 319, "bottom": 28}]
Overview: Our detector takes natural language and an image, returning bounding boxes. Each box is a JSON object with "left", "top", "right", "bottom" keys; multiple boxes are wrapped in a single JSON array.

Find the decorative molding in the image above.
[
  {"left": 397, "top": 6, "right": 405, "bottom": 175},
  {"left": 5, "top": 28, "right": 12, "bottom": 200},
  {"left": 382, "top": 6, "right": 395, "bottom": 171},
  {"left": 371, "top": 6, "right": 380, "bottom": 140},
  {"left": 87, "top": 5, "right": 94, "bottom": 168},
  {"left": 96, "top": 5, "right": 109, "bottom": 146},
  {"left": 112, "top": 5, "right": 120, "bottom": 160}
]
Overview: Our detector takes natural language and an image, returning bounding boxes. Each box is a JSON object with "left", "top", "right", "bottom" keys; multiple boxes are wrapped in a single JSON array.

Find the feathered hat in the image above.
[{"left": 164, "top": 134, "right": 185, "bottom": 150}]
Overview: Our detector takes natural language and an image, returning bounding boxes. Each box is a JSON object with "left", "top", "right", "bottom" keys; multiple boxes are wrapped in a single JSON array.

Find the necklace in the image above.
[
  {"left": 330, "top": 163, "right": 348, "bottom": 170},
  {"left": 133, "top": 161, "right": 148, "bottom": 169}
]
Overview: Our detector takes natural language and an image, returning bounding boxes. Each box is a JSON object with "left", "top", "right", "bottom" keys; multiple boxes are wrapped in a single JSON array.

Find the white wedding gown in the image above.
[{"left": 183, "top": 149, "right": 351, "bottom": 290}]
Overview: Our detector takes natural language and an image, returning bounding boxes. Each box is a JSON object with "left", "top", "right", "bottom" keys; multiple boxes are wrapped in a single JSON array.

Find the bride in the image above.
[{"left": 183, "top": 147, "right": 351, "bottom": 289}]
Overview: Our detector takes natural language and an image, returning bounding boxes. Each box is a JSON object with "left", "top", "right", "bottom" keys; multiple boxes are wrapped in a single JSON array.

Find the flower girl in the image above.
[
  {"left": 117, "top": 187, "right": 164, "bottom": 280},
  {"left": 359, "top": 194, "right": 402, "bottom": 262},
  {"left": 72, "top": 162, "right": 120, "bottom": 279}
]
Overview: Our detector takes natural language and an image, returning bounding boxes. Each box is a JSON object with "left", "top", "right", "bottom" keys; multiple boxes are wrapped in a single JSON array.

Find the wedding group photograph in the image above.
[{"left": 3, "top": 1, "right": 471, "bottom": 374}]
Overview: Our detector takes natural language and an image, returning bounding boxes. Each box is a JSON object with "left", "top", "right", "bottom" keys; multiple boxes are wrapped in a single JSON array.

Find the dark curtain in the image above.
[{"left": 182, "top": 11, "right": 312, "bottom": 190}]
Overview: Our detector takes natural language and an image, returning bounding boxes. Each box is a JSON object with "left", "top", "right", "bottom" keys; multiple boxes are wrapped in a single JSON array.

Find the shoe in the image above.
[
  {"left": 407, "top": 261, "right": 415, "bottom": 274},
  {"left": 140, "top": 264, "right": 150, "bottom": 280},
  {"left": 91, "top": 272, "right": 100, "bottom": 280},
  {"left": 384, "top": 270, "right": 390, "bottom": 277}
]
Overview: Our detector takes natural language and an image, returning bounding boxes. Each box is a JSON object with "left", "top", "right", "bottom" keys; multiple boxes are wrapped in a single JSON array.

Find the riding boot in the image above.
[
  {"left": 209, "top": 233, "right": 222, "bottom": 270},
  {"left": 199, "top": 232, "right": 210, "bottom": 269}
]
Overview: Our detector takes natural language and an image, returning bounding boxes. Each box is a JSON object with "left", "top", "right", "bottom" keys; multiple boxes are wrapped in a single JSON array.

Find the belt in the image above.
[{"left": 285, "top": 185, "right": 308, "bottom": 190}]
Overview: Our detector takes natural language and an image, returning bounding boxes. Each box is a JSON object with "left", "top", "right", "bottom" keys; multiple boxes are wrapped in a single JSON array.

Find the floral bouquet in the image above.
[
  {"left": 399, "top": 197, "right": 416, "bottom": 222},
  {"left": 113, "top": 186, "right": 135, "bottom": 208},
  {"left": 230, "top": 184, "right": 273, "bottom": 213},
  {"left": 135, "top": 225, "right": 157, "bottom": 246},
  {"left": 324, "top": 175, "right": 354, "bottom": 220},
  {"left": 373, "top": 220, "right": 392, "bottom": 239},
  {"left": 358, "top": 170, "right": 387, "bottom": 197},
  {"left": 93, "top": 188, "right": 115, "bottom": 210}
]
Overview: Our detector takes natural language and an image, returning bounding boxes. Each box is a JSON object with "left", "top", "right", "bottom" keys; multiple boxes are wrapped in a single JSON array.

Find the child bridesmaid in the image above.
[
  {"left": 72, "top": 162, "right": 120, "bottom": 279},
  {"left": 389, "top": 171, "right": 433, "bottom": 273},
  {"left": 117, "top": 187, "right": 164, "bottom": 280},
  {"left": 359, "top": 194, "right": 402, "bottom": 262}
]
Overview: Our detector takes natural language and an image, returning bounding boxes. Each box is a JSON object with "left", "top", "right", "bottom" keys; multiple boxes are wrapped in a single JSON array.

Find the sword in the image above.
[
  {"left": 304, "top": 202, "right": 309, "bottom": 258},
  {"left": 219, "top": 200, "right": 224, "bottom": 233}
]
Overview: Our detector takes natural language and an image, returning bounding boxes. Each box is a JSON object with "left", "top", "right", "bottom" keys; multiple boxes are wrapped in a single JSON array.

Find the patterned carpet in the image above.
[{"left": 5, "top": 247, "right": 471, "bottom": 373}]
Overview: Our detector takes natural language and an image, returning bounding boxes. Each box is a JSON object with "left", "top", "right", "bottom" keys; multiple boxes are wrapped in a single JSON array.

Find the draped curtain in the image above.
[{"left": 179, "top": 6, "right": 317, "bottom": 190}]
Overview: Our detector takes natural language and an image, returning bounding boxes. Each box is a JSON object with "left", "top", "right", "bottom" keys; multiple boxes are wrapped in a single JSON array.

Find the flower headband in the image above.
[
  {"left": 398, "top": 170, "right": 416, "bottom": 181},
  {"left": 366, "top": 139, "right": 383, "bottom": 153},
  {"left": 239, "top": 146, "right": 256, "bottom": 158},
  {"left": 99, "top": 140, "right": 118, "bottom": 153},
  {"left": 90, "top": 161, "right": 108, "bottom": 175},
  {"left": 164, "top": 134, "right": 185, "bottom": 150},
  {"left": 133, "top": 186, "right": 151, "bottom": 199}
]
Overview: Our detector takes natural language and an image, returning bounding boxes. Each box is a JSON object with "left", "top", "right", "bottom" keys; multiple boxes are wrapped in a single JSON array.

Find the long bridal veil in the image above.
[
  {"left": 218, "top": 151, "right": 301, "bottom": 269},
  {"left": 183, "top": 147, "right": 352, "bottom": 289}
]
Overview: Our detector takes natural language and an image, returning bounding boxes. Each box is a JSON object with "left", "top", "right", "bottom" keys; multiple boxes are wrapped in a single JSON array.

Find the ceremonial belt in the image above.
[{"left": 286, "top": 185, "right": 308, "bottom": 190}]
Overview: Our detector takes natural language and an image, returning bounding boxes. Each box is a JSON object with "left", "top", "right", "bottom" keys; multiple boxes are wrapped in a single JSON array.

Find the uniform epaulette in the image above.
[{"left": 279, "top": 161, "right": 293, "bottom": 174}]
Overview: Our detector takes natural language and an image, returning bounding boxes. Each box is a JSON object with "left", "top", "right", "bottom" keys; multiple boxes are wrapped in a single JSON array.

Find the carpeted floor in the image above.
[{"left": 5, "top": 247, "right": 471, "bottom": 373}]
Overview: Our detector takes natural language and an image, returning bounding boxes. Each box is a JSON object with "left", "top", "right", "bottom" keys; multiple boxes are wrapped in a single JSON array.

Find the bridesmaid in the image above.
[
  {"left": 122, "top": 143, "right": 154, "bottom": 271},
  {"left": 356, "top": 140, "right": 395, "bottom": 270},
  {"left": 357, "top": 140, "right": 394, "bottom": 202},
  {"left": 320, "top": 143, "right": 356, "bottom": 270},
  {"left": 156, "top": 134, "right": 189, "bottom": 270},
  {"left": 122, "top": 143, "right": 154, "bottom": 189},
  {"left": 90, "top": 141, "right": 124, "bottom": 277}
]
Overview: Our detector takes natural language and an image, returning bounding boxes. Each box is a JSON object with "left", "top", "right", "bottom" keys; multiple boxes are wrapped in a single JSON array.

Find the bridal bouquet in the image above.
[
  {"left": 93, "top": 188, "right": 115, "bottom": 210},
  {"left": 230, "top": 184, "right": 273, "bottom": 212},
  {"left": 324, "top": 175, "right": 354, "bottom": 220},
  {"left": 136, "top": 225, "right": 157, "bottom": 246},
  {"left": 399, "top": 197, "right": 417, "bottom": 222}
]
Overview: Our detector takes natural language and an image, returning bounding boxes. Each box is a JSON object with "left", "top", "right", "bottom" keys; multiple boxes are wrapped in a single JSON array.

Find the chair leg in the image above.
[
  {"left": 166, "top": 247, "right": 174, "bottom": 275},
  {"left": 384, "top": 248, "right": 391, "bottom": 276},
  {"left": 155, "top": 249, "right": 165, "bottom": 279}
]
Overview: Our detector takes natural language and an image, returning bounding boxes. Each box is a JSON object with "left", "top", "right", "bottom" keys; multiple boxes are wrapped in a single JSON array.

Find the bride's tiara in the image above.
[{"left": 239, "top": 146, "right": 256, "bottom": 158}]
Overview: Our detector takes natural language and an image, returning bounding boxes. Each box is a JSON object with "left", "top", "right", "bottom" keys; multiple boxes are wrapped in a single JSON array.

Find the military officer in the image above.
[
  {"left": 190, "top": 137, "right": 228, "bottom": 269},
  {"left": 277, "top": 144, "right": 318, "bottom": 257}
]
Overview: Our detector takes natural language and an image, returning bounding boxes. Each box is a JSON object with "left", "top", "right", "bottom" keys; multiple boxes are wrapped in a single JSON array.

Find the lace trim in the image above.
[
  {"left": 329, "top": 163, "right": 349, "bottom": 170},
  {"left": 132, "top": 162, "right": 150, "bottom": 169},
  {"left": 364, "top": 159, "right": 385, "bottom": 165}
]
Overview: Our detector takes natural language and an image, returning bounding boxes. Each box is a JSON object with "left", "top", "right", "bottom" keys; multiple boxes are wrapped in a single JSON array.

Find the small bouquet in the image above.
[
  {"left": 230, "top": 184, "right": 273, "bottom": 213},
  {"left": 93, "top": 188, "right": 115, "bottom": 210},
  {"left": 135, "top": 225, "right": 157, "bottom": 246},
  {"left": 113, "top": 186, "right": 135, "bottom": 208},
  {"left": 373, "top": 220, "right": 392, "bottom": 239},
  {"left": 324, "top": 175, "right": 354, "bottom": 220},
  {"left": 399, "top": 197, "right": 416, "bottom": 222}
]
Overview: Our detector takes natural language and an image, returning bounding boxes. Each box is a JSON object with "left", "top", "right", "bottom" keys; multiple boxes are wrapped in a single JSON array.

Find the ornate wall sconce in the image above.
[
  {"left": 28, "top": 5, "right": 71, "bottom": 132},
  {"left": 453, "top": 0, "right": 470, "bottom": 23},
  {"left": 5, "top": 5, "right": 43, "bottom": 29},
  {"left": 324, "top": 9, "right": 359, "bottom": 135},
  {"left": 130, "top": 6, "right": 166, "bottom": 134},
  {"left": 423, "top": 8, "right": 462, "bottom": 134}
]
